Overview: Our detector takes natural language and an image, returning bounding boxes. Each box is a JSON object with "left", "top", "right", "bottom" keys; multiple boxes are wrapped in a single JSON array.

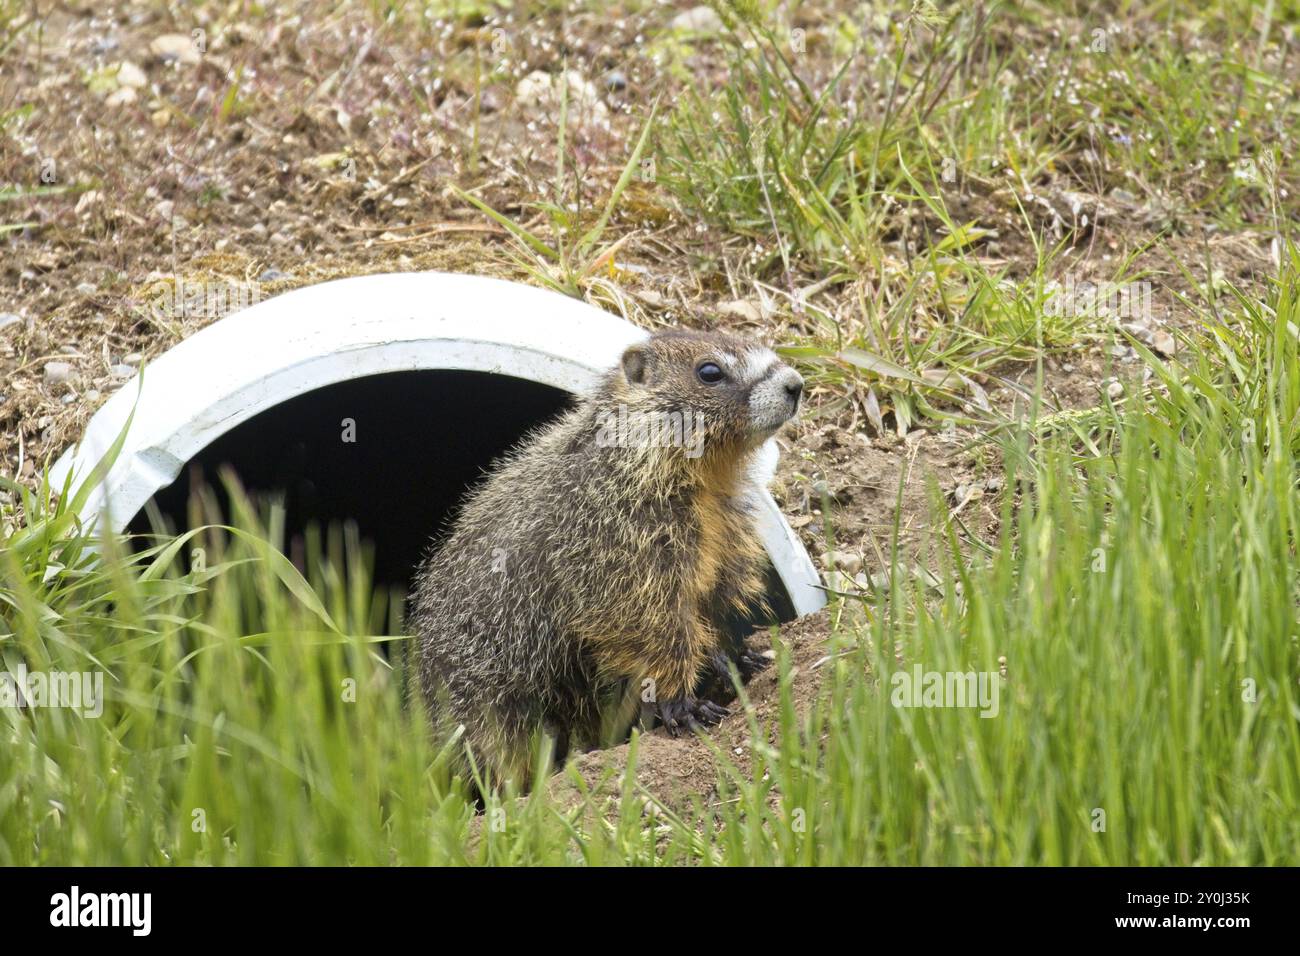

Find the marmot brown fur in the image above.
[{"left": 410, "top": 329, "right": 804, "bottom": 786}]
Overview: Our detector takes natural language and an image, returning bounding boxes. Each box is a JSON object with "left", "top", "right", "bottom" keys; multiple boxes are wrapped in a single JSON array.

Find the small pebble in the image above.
[
  {"left": 44, "top": 361, "right": 73, "bottom": 386},
  {"left": 671, "top": 6, "right": 724, "bottom": 32},
  {"left": 106, "top": 86, "right": 136, "bottom": 107},
  {"left": 150, "top": 33, "right": 202, "bottom": 66},
  {"left": 115, "top": 60, "right": 147, "bottom": 89},
  {"left": 824, "top": 550, "right": 863, "bottom": 575}
]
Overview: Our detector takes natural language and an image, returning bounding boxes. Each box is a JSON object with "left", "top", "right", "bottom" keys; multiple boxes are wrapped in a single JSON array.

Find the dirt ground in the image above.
[{"left": 0, "top": 2, "right": 1283, "bottom": 806}]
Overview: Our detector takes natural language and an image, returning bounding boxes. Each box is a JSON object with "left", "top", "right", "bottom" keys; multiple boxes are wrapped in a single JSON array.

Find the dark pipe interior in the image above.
[{"left": 125, "top": 370, "right": 796, "bottom": 631}]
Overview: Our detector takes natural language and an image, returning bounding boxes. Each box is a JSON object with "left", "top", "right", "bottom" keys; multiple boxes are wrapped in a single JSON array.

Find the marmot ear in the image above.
[{"left": 621, "top": 342, "right": 652, "bottom": 385}]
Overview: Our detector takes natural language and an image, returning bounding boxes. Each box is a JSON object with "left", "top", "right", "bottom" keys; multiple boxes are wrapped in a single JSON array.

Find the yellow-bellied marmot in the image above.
[{"left": 410, "top": 330, "right": 804, "bottom": 785}]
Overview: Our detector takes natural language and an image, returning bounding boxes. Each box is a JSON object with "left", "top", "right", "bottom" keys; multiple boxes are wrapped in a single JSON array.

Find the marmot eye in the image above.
[{"left": 696, "top": 362, "right": 725, "bottom": 385}]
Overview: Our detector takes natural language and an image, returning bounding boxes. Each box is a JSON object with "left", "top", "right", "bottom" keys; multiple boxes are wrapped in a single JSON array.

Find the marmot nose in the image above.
[{"left": 784, "top": 371, "right": 804, "bottom": 402}]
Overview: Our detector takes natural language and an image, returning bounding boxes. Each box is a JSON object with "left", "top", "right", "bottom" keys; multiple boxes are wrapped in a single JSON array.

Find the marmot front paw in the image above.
[
  {"left": 710, "top": 647, "right": 773, "bottom": 683},
  {"left": 656, "top": 696, "right": 730, "bottom": 736}
]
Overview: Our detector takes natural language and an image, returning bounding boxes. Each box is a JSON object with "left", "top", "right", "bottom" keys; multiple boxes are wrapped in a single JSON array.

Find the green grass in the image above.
[
  {"left": 778, "top": 178, "right": 1106, "bottom": 435},
  {"left": 648, "top": 0, "right": 1297, "bottom": 430},
  {"left": 3, "top": 254, "right": 1300, "bottom": 864},
  {"left": 659, "top": 1, "right": 1298, "bottom": 270},
  {"left": 454, "top": 101, "right": 659, "bottom": 299},
  {"left": 705, "top": 251, "right": 1300, "bottom": 864}
]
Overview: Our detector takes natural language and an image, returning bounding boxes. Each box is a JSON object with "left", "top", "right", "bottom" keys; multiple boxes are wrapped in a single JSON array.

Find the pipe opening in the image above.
[{"left": 124, "top": 369, "right": 795, "bottom": 627}]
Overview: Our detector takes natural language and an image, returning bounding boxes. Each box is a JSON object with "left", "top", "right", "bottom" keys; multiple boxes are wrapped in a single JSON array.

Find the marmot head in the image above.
[{"left": 598, "top": 330, "right": 803, "bottom": 464}]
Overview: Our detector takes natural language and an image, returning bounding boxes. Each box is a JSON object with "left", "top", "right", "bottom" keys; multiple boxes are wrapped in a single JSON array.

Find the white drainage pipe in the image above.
[{"left": 50, "top": 272, "right": 826, "bottom": 618}]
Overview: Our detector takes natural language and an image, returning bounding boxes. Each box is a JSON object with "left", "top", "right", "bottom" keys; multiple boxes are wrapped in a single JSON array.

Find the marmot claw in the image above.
[
  {"left": 711, "top": 647, "right": 772, "bottom": 683},
  {"left": 657, "top": 696, "right": 730, "bottom": 736},
  {"left": 736, "top": 648, "right": 772, "bottom": 679}
]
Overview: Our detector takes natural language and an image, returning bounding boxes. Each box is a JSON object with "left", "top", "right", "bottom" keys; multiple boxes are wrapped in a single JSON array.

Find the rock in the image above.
[
  {"left": 671, "top": 6, "right": 724, "bottom": 33},
  {"left": 1106, "top": 380, "right": 1124, "bottom": 400},
  {"left": 150, "top": 33, "right": 202, "bottom": 66},
  {"left": 1152, "top": 330, "right": 1176, "bottom": 356},
  {"left": 44, "top": 361, "right": 73, "bottom": 386},
  {"left": 515, "top": 71, "right": 554, "bottom": 105},
  {"left": 123, "top": 352, "right": 142, "bottom": 365},
  {"left": 106, "top": 86, "right": 138, "bottom": 107},
  {"left": 258, "top": 268, "right": 289, "bottom": 282},
  {"left": 630, "top": 287, "right": 669, "bottom": 309},
  {"left": 110, "top": 364, "right": 137, "bottom": 380},
  {"left": 0, "top": 312, "right": 20, "bottom": 333},
  {"left": 116, "top": 60, "right": 147, "bottom": 89},
  {"left": 74, "top": 190, "right": 100, "bottom": 216},
  {"left": 1120, "top": 321, "right": 1153, "bottom": 345},
  {"left": 825, "top": 550, "right": 863, "bottom": 575},
  {"left": 515, "top": 70, "right": 609, "bottom": 126},
  {"left": 603, "top": 69, "right": 628, "bottom": 92},
  {"left": 76, "top": 282, "right": 96, "bottom": 296},
  {"left": 153, "top": 199, "right": 175, "bottom": 222},
  {"left": 716, "top": 299, "right": 763, "bottom": 323}
]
